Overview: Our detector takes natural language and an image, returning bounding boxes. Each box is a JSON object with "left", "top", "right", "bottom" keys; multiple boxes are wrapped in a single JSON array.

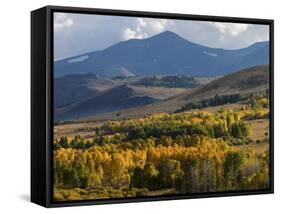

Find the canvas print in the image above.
[{"left": 53, "top": 12, "right": 271, "bottom": 202}]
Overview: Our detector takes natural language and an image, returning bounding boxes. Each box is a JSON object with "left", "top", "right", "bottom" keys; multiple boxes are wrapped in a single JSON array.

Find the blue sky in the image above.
[{"left": 54, "top": 12, "right": 269, "bottom": 61}]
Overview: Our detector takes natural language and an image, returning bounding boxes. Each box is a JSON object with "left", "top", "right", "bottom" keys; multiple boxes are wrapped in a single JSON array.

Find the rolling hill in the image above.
[
  {"left": 191, "top": 64, "right": 269, "bottom": 98},
  {"left": 81, "top": 65, "right": 269, "bottom": 122},
  {"left": 54, "top": 73, "right": 116, "bottom": 108},
  {"left": 54, "top": 73, "right": 195, "bottom": 117},
  {"left": 54, "top": 31, "right": 269, "bottom": 78},
  {"left": 54, "top": 85, "right": 158, "bottom": 121}
]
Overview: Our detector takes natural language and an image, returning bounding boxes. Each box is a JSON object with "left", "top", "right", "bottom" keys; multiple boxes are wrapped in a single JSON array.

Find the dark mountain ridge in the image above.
[{"left": 54, "top": 31, "right": 269, "bottom": 78}]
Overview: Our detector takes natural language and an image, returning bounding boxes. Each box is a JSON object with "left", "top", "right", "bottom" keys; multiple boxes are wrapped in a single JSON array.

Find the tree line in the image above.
[
  {"left": 54, "top": 110, "right": 253, "bottom": 151},
  {"left": 175, "top": 94, "right": 243, "bottom": 113}
]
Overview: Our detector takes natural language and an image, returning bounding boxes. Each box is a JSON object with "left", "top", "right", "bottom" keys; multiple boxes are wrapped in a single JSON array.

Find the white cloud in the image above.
[
  {"left": 122, "top": 18, "right": 168, "bottom": 40},
  {"left": 123, "top": 27, "right": 145, "bottom": 40},
  {"left": 54, "top": 13, "right": 74, "bottom": 32},
  {"left": 210, "top": 22, "right": 249, "bottom": 36},
  {"left": 144, "top": 18, "right": 168, "bottom": 32}
]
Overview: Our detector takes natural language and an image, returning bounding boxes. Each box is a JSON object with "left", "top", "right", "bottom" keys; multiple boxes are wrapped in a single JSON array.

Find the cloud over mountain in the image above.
[{"left": 54, "top": 13, "right": 269, "bottom": 61}]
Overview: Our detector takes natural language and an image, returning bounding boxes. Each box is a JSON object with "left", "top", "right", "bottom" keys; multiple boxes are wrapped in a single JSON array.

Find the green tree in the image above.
[
  {"left": 214, "top": 123, "right": 225, "bottom": 138},
  {"left": 159, "top": 159, "right": 184, "bottom": 188},
  {"left": 223, "top": 151, "right": 245, "bottom": 190},
  {"left": 59, "top": 136, "right": 69, "bottom": 148},
  {"left": 231, "top": 122, "right": 242, "bottom": 138},
  {"left": 181, "top": 158, "right": 200, "bottom": 193},
  {"left": 226, "top": 114, "right": 235, "bottom": 132},
  {"left": 132, "top": 162, "right": 159, "bottom": 189},
  {"left": 62, "top": 168, "right": 79, "bottom": 186}
]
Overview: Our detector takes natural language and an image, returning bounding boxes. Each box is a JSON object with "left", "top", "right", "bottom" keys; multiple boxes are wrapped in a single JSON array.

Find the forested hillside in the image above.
[{"left": 53, "top": 92, "right": 270, "bottom": 201}]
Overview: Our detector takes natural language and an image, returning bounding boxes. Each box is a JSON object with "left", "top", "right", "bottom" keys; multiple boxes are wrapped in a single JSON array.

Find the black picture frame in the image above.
[{"left": 31, "top": 5, "right": 274, "bottom": 208}]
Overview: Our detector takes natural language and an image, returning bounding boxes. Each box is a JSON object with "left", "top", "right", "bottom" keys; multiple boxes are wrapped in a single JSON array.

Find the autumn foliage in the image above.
[{"left": 53, "top": 94, "right": 270, "bottom": 201}]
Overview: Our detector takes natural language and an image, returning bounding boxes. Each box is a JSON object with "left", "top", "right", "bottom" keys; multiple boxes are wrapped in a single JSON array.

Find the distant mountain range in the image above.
[{"left": 54, "top": 31, "right": 269, "bottom": 78}]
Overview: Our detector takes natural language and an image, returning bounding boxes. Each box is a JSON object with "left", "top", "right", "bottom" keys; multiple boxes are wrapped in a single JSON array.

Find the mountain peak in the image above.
[
  {"left": 146, "top": 30, "right": 188, "bottom": 45},
  {"left": 153, "top": 30, "right": 182, "bottom": 39},
  {"left": 159, "top": 30, "right": 178, "bottom": 36}
]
